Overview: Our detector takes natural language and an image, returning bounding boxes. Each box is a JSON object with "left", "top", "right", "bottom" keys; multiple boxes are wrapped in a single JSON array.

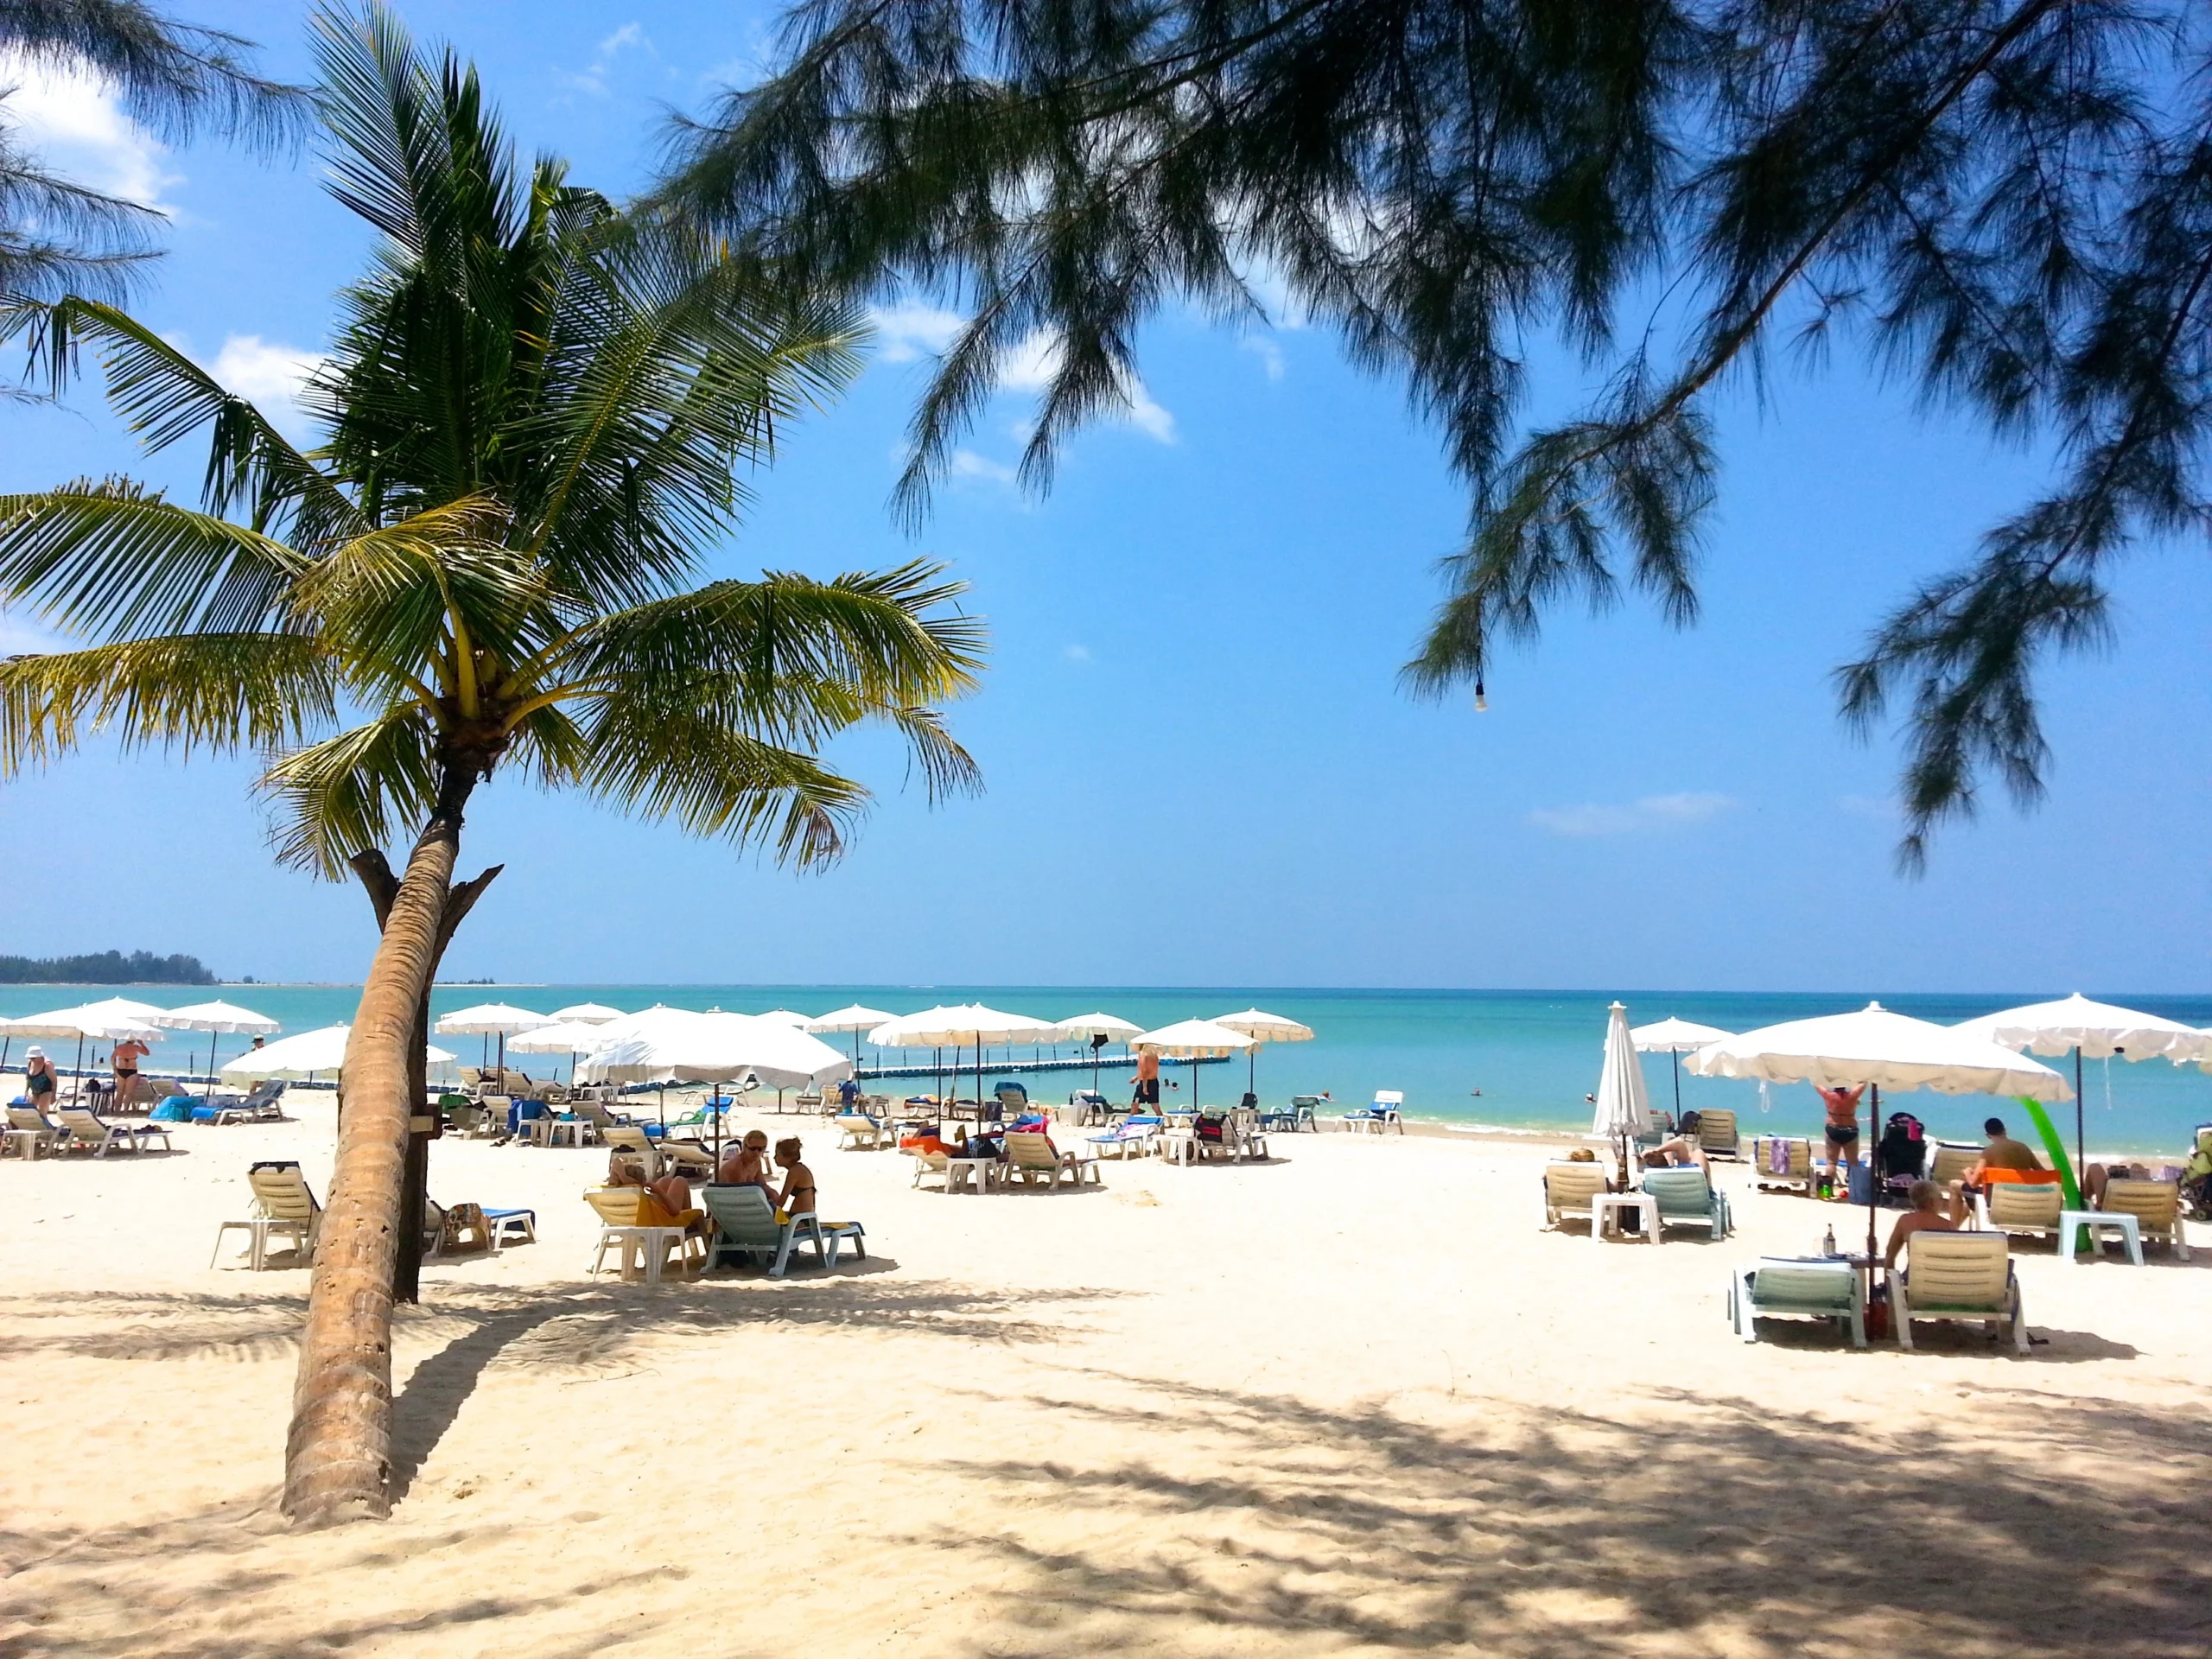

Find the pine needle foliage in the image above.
[
  {"left": 661, "top": 0, "right": 2209, "bottom": 864},
  {"left": 0, "top": 1, "right": 984, "bottom": 880}
]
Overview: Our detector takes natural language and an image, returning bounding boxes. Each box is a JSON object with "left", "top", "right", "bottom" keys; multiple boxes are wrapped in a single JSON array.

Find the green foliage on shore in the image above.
[{"left": 0, "top": 949, "right": 214, "bottom": 984}]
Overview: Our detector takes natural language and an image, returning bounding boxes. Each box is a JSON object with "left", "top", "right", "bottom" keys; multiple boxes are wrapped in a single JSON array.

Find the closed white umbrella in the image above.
[
  {"left": 1212, "top": 1007, "right": 1315, "bottom": 1098},
  {"left": 1055, "top": 1012, "right": 1142, "bottom": 1093},
  {"left": 149, "top": 999, "right": 282, "bottom": 1095},
  {"left": 223, "top": 1024, "right": 454, "bottom": 1083},
  {"left": 1131, "top": 1018, "right": 1257, "bottom": 1111},
  {"left": 1689, "top": 1001, "right": 2069, "bottom": 1270},
  {"left": 1594, "top": 1002, "right": 1651, "bottom": 1182},
  {"left": 1955, "top": 994, "right": 2212, "bottom": 1173},
  {"left": 1631, "top": 1016, "right": 1733, "bottom": 1120},
  {"left": 435, "top": 1001, "right": 547, "bottom": 1077},
  {"left": 806, "top": 1004, "right": 896, "bottom": 1068},
  {"left": 549, "top": 1001, "right": 624, "bottom": 1024}
]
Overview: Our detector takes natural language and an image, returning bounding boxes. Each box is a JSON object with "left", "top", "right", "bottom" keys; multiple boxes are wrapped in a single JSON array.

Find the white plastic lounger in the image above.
[{"left": 1729, "top": 1257, "right": 1866, "bottom": 1347}]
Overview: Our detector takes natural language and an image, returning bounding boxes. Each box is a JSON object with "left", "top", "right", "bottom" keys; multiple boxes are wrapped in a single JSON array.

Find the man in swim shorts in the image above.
[{"left": 1131, "top": 1047, "right": 1160, "bottom": 1109}]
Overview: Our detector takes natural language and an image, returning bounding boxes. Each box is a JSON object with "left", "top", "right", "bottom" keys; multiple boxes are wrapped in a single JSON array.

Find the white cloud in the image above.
[
  {"left": 212, "top": 334, "right": 326, "bottom": 410},
  {"left": 1124, "top": 383, "right": 1177, "bottom": 442},
  {"left": 0, "top": 49, "right": 177, "bottom": 208},
  {"left": 868, "top": 301, "right": 965, "bottom": 363},
  {"left": 557, "top": 21, "right": 649, "bottom": 97},
  {"left": 997, "top": 330, "right": 1176, "bottom": 443},
  {"left": 1061, "top": 643, "right": 1093, "bottom": 664},
  {"left": 1529, "top": 791, "right": 1738, "bottom": 837},
  {"left": 0, "top": 608, "right": 68, "bottom": 656},
  {"left": 949, "top": 448, "right": 1018, "bottom": 486},
  {"left": 1241, "top": 335, "right": 1286, "bottom": 381}
]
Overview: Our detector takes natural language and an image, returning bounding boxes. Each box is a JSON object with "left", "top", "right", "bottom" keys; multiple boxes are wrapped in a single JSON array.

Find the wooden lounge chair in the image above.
[
  {"left": 2099, "top": 1179, "right": 2191, "bottom": 1260},
  {"left": 836, "top": 1112, "right": 893, "bottom": 1150},
  {"left": 1640, "top": 1167, "right": 1733, "bottom": 1238},
  {"left": 1730, "top": 1257, "right": 1866, "bottom": 1347},
  {"left": 1695, "top": 1109, "right": 1741, "bottom": 1161},
  {"left": 701, "top": 1183, "right": 863, "bottom": 1276},
  {"left": 1750, "top": 1135, "right": 1815, "bottom": 1197},
  {"left": 212, "top": 1163, "right": 322, "bottom": 1269},
  {"left": 1543, "top": 1162, "right": 1610, "bottom": 1233},
  {"left": 1003, "top": 1129, "right": 1101, "bottom": 1189},
  {"left": 583, "top": 1187, "right": 704, "bottom": 1282},
  {"left": 57, "top": 1106, "right": 171, "bottom": 1155},
  {"left": 1981, "top": 1179, "right": 2064, "bottom": 1243},
  {"left": 1888, "top": 1230, "right": 2027, "bottom": 1353}
]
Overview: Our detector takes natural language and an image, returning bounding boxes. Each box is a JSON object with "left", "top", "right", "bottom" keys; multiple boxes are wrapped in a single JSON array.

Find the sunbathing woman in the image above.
[
  {"left": 608, "top": 1155, "right": 707, "bottom": 1235},
  {"left": 717, "top": 1128, "right": 772, "bottom": 1188},
  {"left": 772, "top": 1137, "right": 817, "bottom": 1219}
]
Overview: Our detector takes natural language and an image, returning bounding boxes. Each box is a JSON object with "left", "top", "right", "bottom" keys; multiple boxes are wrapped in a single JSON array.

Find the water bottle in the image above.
[{"left": 1822, "top": 1224, "right": 1837, "bottom": 1257}]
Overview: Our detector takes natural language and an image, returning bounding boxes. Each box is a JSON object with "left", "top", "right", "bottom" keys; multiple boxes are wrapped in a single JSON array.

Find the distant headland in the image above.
[{"left": 0, "top": 950, "right": 217, "bottom": 986}]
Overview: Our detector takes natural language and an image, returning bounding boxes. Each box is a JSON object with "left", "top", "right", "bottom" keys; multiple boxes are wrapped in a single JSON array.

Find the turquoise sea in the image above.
[{"left": 5, "top": 983, "right": 2209, "bottom": 1155}]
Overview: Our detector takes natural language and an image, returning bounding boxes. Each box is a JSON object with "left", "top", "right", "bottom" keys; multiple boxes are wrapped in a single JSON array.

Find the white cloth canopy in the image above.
[
  {"left": 149, "top": 1000, "right": 280, "bottom": 1034},
  {"left": 433, "top": 1002, "right": 548, "bottom": 1036},
  {"left": 1211, "top": 1007, "right": 1315, "bottom": 1044},
  {"left": 5, "top": 998, "right": 169, "bottom": 1041},
  {"left": 1688, "top": 1001, "right": 2070, "bottom": 1099},
  {"left": 1953, "top": 994, "right": 2212, "bottom": 1064},
  {"left": 548, "top": 1001, "right": 623, "bottom": 1024},
  {"left": 1631, "top": 1016, "right": 1732, "bottom": 1053},
  {"left": 1593, "top": 1002, "right": 1651, "bottom": 1140},
  {"left": 866, "top": 1005, "right": 1059, "bottom": 1048},
  {"left": 807, "top": 1004, "right": 895, "bottom": 1034},
  {"left": 221, "top": 1024, "right": 454, "bottom": 1081},
  {"left": 1130, "top": 1019, "right": 1258, "bottom": 1057},
  {"left": 578, "top": 1010, "right": 852, "bottom": 1089},
  {"left": 1054, "top": 1011, "right": 1142, "bottom": 1041},
  {"left": 755, "top": 1008, "right": 813, "bottom": 1027},
  {"left": 506, "top": 1020, "right": 613, "bottom": 1054}
]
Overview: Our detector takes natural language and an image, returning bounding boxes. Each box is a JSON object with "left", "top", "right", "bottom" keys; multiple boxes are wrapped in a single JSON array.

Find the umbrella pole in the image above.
[
  {"left": 1865, "top": 1083, "right": 1880, "bottom": 1294},
  {"left": 1670, "top": 1051, "right": 1681, "bottom": 1121},
  {"left": 2075, "top": 1046, "right": 2085, "bottom": 1175}
]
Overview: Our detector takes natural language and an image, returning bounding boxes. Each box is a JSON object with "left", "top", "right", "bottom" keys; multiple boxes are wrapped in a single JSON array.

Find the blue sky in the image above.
[{"left": 2, "top": 1, "right": 2207, "bottom": 993}]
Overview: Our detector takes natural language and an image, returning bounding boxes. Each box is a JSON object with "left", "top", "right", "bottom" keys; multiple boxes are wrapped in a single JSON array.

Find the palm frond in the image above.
[{"left": 256, "top": 706, "right": 439, "bottom": 876}]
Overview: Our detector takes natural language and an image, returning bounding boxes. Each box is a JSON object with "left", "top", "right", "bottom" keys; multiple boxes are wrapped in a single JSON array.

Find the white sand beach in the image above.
[{"left": 0, "top": 1090, "right": 2205, "bottom": 1657}]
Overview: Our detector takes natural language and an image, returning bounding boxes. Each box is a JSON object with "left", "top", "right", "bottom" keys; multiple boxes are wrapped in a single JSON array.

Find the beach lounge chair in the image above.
[
  {"left": 1343, "top": 1090, "right": 1405, "bottom": 1134},
  {"left": 1695, "top": 1109, "right": 1741, "bottom": 1160},
  {"left": 57, "top": 1106, "right": 171, "bottom": 1155},
  {"left": 1751, "top": 1136, "right": 1815, "bottom": 1197},
  {"left": 1640, "top": 1167, "right": 1733, "bottom": 1239},
  {"left": 1924, "top": 1143, "right": 1983, "bottom": 1188},
  {"left": 193, "top": 1079, "right": 289, "bottom": 1125},
  {"left": 1087, "top": 1113, "right": 1160, "bottom": 1160},
  {"left": 2098, "top": 1179, "right": 2191, "bottom": 1260},
  {"left": 1003, "top": 1129, "right": 1102, "bottom": 1189},
  {"left": 601, "top": 1124, "right": 662, "bottom": 1176},
  {"left": 994, "top": 1081, "right": 1031, "bottom": 1116},
  {"left": 1981, "top": 1179, "right": 2065, "bottom": 1243},
  {"left": 1888, "top": 1230, "right": 2027, "bottom": 1353},
  {"left": 5, "top": 1105, "right": 64, "bottom": 1159},
  {"left": 1542, "top": 1162, "right": 1610, "bottom": 1233},
  {"left": 907, "top": 1146, "right": 953, "bottom": 1191},
  {"left": 701, "top": 1183, "right": 863, "bottom": 1276},
  {"left": 423, "top": 1200, "right": 494, "bottom": 1257},
  {"left": 212, "top": 1163, "right": 322, "bottom": 1269},
  {"left": 836, "top": 1112, "right": 893, "bottom": 1150},
  {"left": 658, "top": 1139, "right": 716, "bottom": 1179},
  {"left": 1228, "top": 1106, "right": 1269, "bottom": 1162},
  {"left": 1285, "top": 1096, "right": 1324, "bottom": 1132},
  {"left": 1729, "top": 1256, "right": 1866, "bottom": 1347},
  {"left": 583, "top": 1187, "right": 704, "bottom": 1282}
]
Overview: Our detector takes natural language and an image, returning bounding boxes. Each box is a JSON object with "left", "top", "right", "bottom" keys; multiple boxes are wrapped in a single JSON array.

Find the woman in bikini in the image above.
[
  {"left": 1819, "top": 1084, "right": 1865, "bottom": 1198},
  {"left": 772, "top": 1137, "right": 817, "bottom": 1219}
]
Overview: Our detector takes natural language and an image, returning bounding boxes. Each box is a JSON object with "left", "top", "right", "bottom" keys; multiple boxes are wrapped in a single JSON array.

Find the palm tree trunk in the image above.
[{"left": 283, "top": 812, "right": 459, "bottom": 1526}]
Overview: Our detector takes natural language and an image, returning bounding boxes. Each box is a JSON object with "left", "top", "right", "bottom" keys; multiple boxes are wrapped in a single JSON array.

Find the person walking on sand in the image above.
[
  {"left": 1819, "top": 1084, "right": 1865, "bottom": 1197},
  {"left": 1131, "top": 1047, "right": 1160, "bottom": 1111}
]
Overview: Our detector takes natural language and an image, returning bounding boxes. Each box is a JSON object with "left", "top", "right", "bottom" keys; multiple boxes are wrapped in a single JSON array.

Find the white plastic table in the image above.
[
  {"left": 2059, "top": 1210, "right": 2143, "bottom": 1265},
  {"left": 944, "top": 1156, "right": 996, "bottom": 1193},
  {"left": 1595, "top": 1192, "right": 1662, "bottom": 1243}
]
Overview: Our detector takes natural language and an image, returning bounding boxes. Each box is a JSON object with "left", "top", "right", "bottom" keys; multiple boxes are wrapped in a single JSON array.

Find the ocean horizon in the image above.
[{"left": 7, "top": 982, "right": 2207, "bottom": 1156}]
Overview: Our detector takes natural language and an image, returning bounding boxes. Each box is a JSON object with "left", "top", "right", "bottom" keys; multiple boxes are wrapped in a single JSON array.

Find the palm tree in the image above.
[
  {"left": 0, "top": 3, "right": 985, "bottom": 1528},
  {"left": 3, "top": 0, "right": 311, "bottom": 300}
]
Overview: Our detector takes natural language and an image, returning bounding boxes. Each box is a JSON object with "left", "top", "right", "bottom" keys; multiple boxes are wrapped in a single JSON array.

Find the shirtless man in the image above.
[
  {"left": 717, "top": 1128, "right": 772, "bottom": 1187},
  {"left": 772, "top": 1136, "right": 817, "bottom": 1218},
  {"left": 1964, "top": 1116, "right": 2043, "bottom": 1184},
  {"left": 1130, "top": 1049, "right": 1160, "bottom": 1110},
  {"left": 1819, "top": 1084, "right": 1866, "bottom": 1196},
  {"left": 1883, "top": 1179, "right": 1970, "bottom": 1268}
]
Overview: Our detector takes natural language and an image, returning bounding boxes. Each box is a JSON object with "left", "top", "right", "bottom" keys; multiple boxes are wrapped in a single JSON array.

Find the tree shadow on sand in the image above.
[{"left": 918, "top": 1370, "right": 2210, "bottom": 1658}]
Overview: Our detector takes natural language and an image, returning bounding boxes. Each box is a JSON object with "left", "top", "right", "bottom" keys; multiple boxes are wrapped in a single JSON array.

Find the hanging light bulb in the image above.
[{"left": 1473, "top": 674, "right": 1488, "bottom": 713}]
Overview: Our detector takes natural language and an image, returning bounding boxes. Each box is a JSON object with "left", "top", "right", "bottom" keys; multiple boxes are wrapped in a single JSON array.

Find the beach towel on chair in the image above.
[{"left": 1767, "top": 1140, "right": 1791, "bottom": 1175}]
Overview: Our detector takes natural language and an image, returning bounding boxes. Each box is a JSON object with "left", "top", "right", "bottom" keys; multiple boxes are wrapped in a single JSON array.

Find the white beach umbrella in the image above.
[
  {"left": 1631, "top": 1016, "right": 1734, "bottom": 1119},
  {"left": 1131, "top": 1018, "right": 1258, "bottom": 1111},
  {"left": 1054, "top": 1012, "right": 1143, "bottom": 1093},
  {"left": 1593, "top": 1002, "right": 1651, "bottom": 1180},
  {"left": 1953, "top": 993, "right": 2212, "bottom": 1173},
  {"left": 578, "top": 1011, "right": 851, "bottom": 1146},
  {"left": 868, "top": 1004, "right": 1059, "bottom": 1109},
  {"left": 1689, "top": 1001, "right": 2070, "bottom": 1270},
  {"left": 1211, "top": 1007, "right": 1316, "bottom": 1097},
  {"left": 806, "top": 1004, "right": 896, "bottom": 1067},
  {"left": 435, "top": 1001, "right": 548, "bottom": 1075},
  {"left": 506, "top": 1019, "right": 616, "bottom": 1087},
  {"left": 222, "top": 1024, "right": 454, "bottom": 1083},
  {"left": 549, "top": 1001, "right": 623, "bottom": 1024},
  {"left": 756, "top": 1008, "right": 814, "bottom": 1027},
  {"left": 6, "top": 998, "right": 169, "bottom": 1079},
  {"left": 149, "top": 1000, "right": 282, "bottom": 1095}
]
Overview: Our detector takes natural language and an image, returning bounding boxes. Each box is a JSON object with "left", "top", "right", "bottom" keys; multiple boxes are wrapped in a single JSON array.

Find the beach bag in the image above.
[
  {"left": 1195, "top": 1115, "right": 1225, "bottom": 1144},
  {"left": 1765, "top": 1139, "right": 1791, "bottom": 1175}
]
